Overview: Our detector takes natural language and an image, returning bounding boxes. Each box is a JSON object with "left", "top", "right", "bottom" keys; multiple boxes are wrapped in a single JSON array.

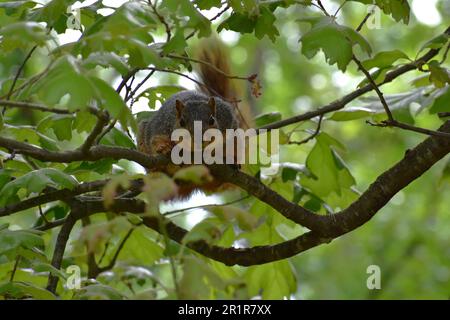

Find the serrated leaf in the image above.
[
  {"left": 254, "top": 6, "right": 279, "bottom": 42},
  {"left": 361, "top": 50, "right": 409, "bottom": 70},
  {"left": 300, "top": 17, "right": 371, "bottom": 71},
  {"left": 348, "top": 0, "right": 410, "bottom": 24},
  {"left": 0, "top": 168, "right": 77, "bottom": 206},
  {"left": 246, "top": 260, "right": 296, "bottom": 299}
]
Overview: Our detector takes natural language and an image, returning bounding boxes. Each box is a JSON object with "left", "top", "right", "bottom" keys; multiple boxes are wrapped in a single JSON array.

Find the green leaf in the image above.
[
  {"left": 37, "top": 114, "right": 74, "bottom": 141},
  {"left": 116, "top": 228, "right": 164, "bottom": 265},
  {"left": 74, "top": 284, "right": 124, "bottom": 300},
  {"left": 135, "top": 111, "right": 157, "bottom": 125},
  {"left": 32, "top": 262, "right": 68, "bottom": 279},
  {"left": 361, "top": 50, "right": 409, "bottom": 70},
  {"left": 0, "top": 229, "right": 44, "bottom": 256},
  {"left": 356, "top": 86, "right": 447, "bottom": 115},
  {"left": 64, "top": 159, "right": 115, "bottom": 175},
  {"left": 280, "top": 163, "right": 307, "bottom": 182},
  {"left": 1, "top": 125, "right": 59, "bottom": 151},
  {"left": 162, "top": 0, "right": 211, "bottom": 38},
  {"left": 300, "top": 17, "right": 371, "bottom": 71},
  {"left": 429, "top": 87, "right": 450, "bottom": 114},
  {"left": 33, "top": 205, "right": 69, "bottom": 228},
  {"left": 255, "top": 6, "right": 279, "bottom": 42},
  {"left": 138, "top": 85, "right": 186, "bottom": 109},
  {"left": 0, "top": 281, "right": 56, "bottom": 299},
  {"left": 89, "top": 76, "right": 132, "bottom": 130},
  {"left": 348, "top": 0, "right": 410, "bottom": 23},
  {"left": 0, "top": 1, "right": 36, "bottom": 17},
  {"left": 31, "top": 56, "right": 96, "bottom": 111},
  {"left": 418, "top": 33, "right": 449, "bottom": 54},
  {"left": 301, "top": 133, "right": 355, "bottom": 199},
  {"left": 246, "top": 261, "right": 296, "bottom": 299},
  {"left": 0, "top": 168, "right": 77, "bottom": 206},
  {"left": 218, "top": 12, "right": 256, "bottom": 34},
  {"left": 428, "top": 61, "right": 450, "bottom": 88},
  {"left": 163, "top": 29, "right": 188, "bottom": 55},
  {"left": 194, "top": 0, "right": 222, "bottom": 10},
  {"left": 179, "top": 256, "right": 226, "bottom": 299},
  {"left": 30, "top": 0, "right": 77, "bottom": 33},
  {"left": 82, "top": 52, "right": 130, "bottom": 75},
  {"left": 0, "top": 21, "right": 50, "bottom": 51},
  {"left": 210, "top": 206, "right": 260, "bottom": 231},
  {"left": 73, "top": 111, "right": 97, "bottom": 133},
  {"left": 99, "top": 127, "right": 136, "bottom": 149},
  {"left": 183, "top": 218, "right": 223, "bottom": 244},
  {"left": 330, "top": 107, "right": 374, "bottom": 121},
  {"left": 254, "top": 112, "right": 282, "bottom": 127}
]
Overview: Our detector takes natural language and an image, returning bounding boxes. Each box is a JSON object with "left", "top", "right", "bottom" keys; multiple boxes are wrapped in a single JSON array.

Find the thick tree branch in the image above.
[
  {"left": 13, "top": 120, "right": 448, "bottom": 266},
  {"left": 0, "top": 179, "right": 109, "bottom": 218},
  {"left": 2, "top": 120, "right": 450, "bottom": 235},
  {"left": 0, "top": 137, "right": 167, "bottom": 168},
  {"left": 46, "top": 206, "right": 79, "bottom": 293}
]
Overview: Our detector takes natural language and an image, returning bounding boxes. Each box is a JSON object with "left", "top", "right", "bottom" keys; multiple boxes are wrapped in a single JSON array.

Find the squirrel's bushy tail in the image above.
[{"left": 196, "top": 38, "right": 253, "bottom": 129}]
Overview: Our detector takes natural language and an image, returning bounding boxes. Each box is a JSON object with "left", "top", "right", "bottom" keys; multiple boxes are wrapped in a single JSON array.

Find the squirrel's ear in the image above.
[
  {"left": 175, "top": 100, "right": 185, "bottom": 118},
  {"left": 208, "top": 97, "right": 216, "bottom": 114}
]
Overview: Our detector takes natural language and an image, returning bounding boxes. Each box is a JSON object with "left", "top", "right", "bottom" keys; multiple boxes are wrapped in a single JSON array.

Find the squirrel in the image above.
[{"left": 138, "top": 40, "right": 249, "bottom": 197}]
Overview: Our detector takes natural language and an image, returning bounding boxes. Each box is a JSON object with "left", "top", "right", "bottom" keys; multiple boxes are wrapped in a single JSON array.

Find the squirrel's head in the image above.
[{"left": 175, "top": 97, "right": 218, "bottom": 133}]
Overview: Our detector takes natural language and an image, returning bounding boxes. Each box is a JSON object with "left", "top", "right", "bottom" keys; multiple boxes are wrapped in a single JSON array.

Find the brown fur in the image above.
[{"left": 138, "top": 40, "right": 253, "bottom": 199}]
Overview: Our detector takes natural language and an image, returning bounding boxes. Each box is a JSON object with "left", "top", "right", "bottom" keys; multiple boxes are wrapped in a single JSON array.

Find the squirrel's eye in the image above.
[
  {"left": 179, "top": 118, "right": 186, "bottom": 127},
  {"left": 209, "top": 115, "right": 215, "bottom": 126}
]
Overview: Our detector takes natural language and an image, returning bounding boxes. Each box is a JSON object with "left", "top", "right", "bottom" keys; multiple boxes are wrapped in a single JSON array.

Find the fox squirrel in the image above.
[{"left": 138, "top": 41, "right": 248, "bottom": 197}]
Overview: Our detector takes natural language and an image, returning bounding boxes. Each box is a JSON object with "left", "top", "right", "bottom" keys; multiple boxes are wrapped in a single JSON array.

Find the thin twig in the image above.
[
  {"left": 80, "top": 111, "right": 109, "bottom": 153},
  {"left": 333, "top": 0, "right": 347, "bottom": 16},
  {"left": 7, "top": 46, "right": 37, "bottom": 99},
  {"left": 440, "top": 42, "right": 450, "bottom": 64},
  {"left": 128, "top": 69, "right": 156, "bottom": 105},
  {"left": 2, "top": 46, "right": 38, "bottom": 115},
  {"left": 316, "top": 0, "right": 330, "bottom": 16},
  {"left": 367, "top": 120, "right": 450, "bottom": 138},
  {"left": 97, "top": 228, "right": 134, "bottom": 274},
  {"left": 356, "top": 10, "right": 373, "bottom": 32},
  {"left": 352, "top": 55, "right": 394, "bottom": 120},
  {"left": 46, "top": 209, "right": 78, "bottom": 293},
  {"left": 149, "top": 0, "right": 171, "bottom": 42},
  {"left": 352, "top": 29, "right": 448, "bottom": 139},
  {"left": 9, "top": 255, "right": 21, "bottom": 282},
  {"left": 288, "top": 114, "right": 324, "bottom": 145}
]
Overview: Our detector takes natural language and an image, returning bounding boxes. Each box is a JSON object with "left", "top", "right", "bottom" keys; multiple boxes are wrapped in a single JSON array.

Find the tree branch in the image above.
[
  {"left": 12, "top": 120, "right": 448, "bottom": 266},
  {"left": 260, "top": 26, "right": 450, "bottom": 130},
  {"left": 46, "top": 205, "right": 79, "bottom": 293}
]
